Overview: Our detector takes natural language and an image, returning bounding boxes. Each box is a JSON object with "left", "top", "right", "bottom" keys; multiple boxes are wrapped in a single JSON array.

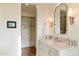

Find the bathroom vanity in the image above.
[
  {"left": 37, "top": 3, "right": 77, "bottom": 56},
  {"left": 37, "top": 37, "right": 76, "bottom": 56}
]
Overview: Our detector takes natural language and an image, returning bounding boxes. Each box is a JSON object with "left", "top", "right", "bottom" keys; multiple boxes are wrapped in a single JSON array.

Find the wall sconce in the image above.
[
  {"left": 68, "top": 8, "right": 75, "bottom": 25},
  {"left": 48, "top": 17, "right": 53, "bottom": 27}
]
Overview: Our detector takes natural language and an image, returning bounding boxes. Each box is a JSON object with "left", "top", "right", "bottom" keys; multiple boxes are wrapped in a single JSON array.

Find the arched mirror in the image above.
[{"left": 54, "top": 3, "right": 68, "bottom": 34}]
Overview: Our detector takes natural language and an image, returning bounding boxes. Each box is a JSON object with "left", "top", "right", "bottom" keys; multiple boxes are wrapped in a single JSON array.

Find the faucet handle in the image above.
[
  {"left": 67, "top": 40, "right": 77, "bottom": 46},
  {"left": 72, "top": 40, "right": 77, "bottom": 46},
  {"left": 55, "top": 37, "right": 58, "bottom": 42}
]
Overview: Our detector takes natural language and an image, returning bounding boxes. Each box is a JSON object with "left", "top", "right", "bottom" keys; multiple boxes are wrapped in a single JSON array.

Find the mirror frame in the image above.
[{"left": 54, "top": 3, "right": 68, "bottom": 34}]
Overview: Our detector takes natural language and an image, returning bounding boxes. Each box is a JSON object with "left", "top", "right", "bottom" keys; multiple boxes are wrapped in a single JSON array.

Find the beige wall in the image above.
[
  {"left": 0, "top": 3, "right": 21, "bottom": 56},
  {"left": 67, "top": 3, "right": 79, "bottom": 46}
]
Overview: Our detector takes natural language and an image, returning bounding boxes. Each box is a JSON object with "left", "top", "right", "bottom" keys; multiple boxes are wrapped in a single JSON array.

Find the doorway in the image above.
[{"left": 21, "top": 3, "right": 36, "bottom": 56}]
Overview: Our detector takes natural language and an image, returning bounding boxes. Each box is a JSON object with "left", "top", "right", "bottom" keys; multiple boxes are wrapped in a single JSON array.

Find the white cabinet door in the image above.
[{"left": 38, "top": 40, "right": 48, "bottom": 56}]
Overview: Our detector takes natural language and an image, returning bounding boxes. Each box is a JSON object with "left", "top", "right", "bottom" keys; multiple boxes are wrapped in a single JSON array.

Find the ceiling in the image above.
[
  {"left": 21, "top": 3, "right": 36, "bottom": 13},
  {"left": 21, "top": 3, "right": 36, "bottom": 17},
  {"left": 21, "top": 3, "right": 58, "bottom": 13},
  {"left": 21, "top": 3, "right": 59, "bottom": 17}
]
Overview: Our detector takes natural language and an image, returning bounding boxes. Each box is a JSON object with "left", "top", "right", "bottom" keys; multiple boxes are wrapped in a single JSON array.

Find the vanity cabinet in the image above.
[{"left": 38, "top": 40, "right": 59, "bottom": 56}]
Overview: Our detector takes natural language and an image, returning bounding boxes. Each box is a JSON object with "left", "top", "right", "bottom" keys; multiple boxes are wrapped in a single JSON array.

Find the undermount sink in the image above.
[
  {"left": 59, "top": 47, "right": 79, "bottom": 56},
  {"left": 45, "top": 39, "right": 74, "bottom": 50}
]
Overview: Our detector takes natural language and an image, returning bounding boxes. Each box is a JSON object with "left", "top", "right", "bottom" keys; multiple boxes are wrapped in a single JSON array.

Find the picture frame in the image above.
[{"left": 7, "top": 21, "right": 16, "bottom": 28}]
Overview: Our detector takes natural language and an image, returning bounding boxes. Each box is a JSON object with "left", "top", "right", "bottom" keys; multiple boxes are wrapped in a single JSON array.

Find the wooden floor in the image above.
[{"left": 22, "top": 47, "right": 36, "bottom": 56}]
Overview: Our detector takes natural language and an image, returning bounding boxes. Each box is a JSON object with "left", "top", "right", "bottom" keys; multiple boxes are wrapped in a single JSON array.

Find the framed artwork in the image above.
[{"left": 7, "top": 21, "right": 16, "bottom": 28}]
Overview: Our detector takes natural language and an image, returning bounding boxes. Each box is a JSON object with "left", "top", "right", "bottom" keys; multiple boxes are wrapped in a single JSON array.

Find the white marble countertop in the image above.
[{"left": 40, "top": 39, "right": 74, "bottom": 51}]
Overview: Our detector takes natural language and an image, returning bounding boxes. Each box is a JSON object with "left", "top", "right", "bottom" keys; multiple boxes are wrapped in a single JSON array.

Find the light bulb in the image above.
[
  {"left": 49, "top": 17, "right": 53, "bottom": 22},
  {"left": 49, "top": 17, "right": 53, "bottom": 27}
]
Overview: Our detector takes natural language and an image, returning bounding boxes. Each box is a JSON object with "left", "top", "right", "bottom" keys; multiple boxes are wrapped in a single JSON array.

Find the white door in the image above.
[{"left": 21, "top": 17, "right": 31, "bottom": 48}]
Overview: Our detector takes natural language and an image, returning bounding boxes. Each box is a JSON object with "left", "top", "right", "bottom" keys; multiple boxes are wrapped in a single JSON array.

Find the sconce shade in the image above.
[
  {"left": 49, "top": 17, "right": 53, "bottom": 27},
  {"left": 68, "top": 8, "right": 73, "bottom": 16},
  {"left": 68, "top": 8, "right": 75, "bottom": 25}
]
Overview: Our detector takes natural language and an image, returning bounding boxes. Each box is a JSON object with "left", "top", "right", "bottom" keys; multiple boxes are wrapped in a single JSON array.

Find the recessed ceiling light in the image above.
[
  {"left": 25, "top": 3, "right": 29, "bottom": 6},
  {"left": 36, "top": 6, "right": 38, "bottom": 8}
]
